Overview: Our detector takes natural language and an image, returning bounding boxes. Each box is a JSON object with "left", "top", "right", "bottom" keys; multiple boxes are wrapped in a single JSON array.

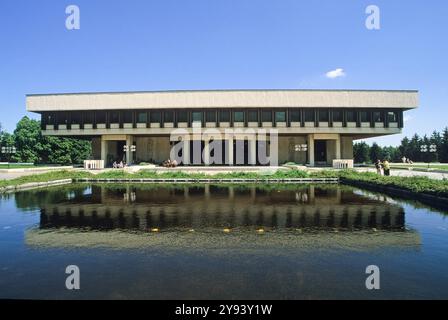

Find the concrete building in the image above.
[{"left": 26, "top": 89, "right": 418, "bottom": 166}]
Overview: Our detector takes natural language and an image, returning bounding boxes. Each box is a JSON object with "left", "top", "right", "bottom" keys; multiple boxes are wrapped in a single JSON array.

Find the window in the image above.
[
  {"left": 388, "top": 111, "right": 398, "bottom": 122},
  {"left": 123, "top": 111, "right": 133, "bottom": 123},
  {"left": 58, "top": 112, "right": 68, "bottom": 125},
  {"left": 248, "top": 110, "right": 258, "bottom": 122},
  {"left": 373, "top": 111, "right": 383, "bottom": 122},
  {"left": 71, "top": 112, "right": 81, "bottom": 124},
  {"left": 234, "top": 111, "right": 244, "bottom": 122},
  {"left": 318, "top": 110, "right": 329, "bottom": 122},
  {"left": 206, "top": 110, "right": 216, "bottom": 122},
  {"left": 96, "top": 111, "right": 106, "bottom": 123},
  {"left": 346, "top": 111, "right": 356, "bottom": 122},
  {"left": 164, "top": 111, "right": 174, "bottom": 123},
  {"left": 360, "top": 111, "right": 370, "bottom": 122},
  {"left": 84, "top": 112, "right": 94, "bottom": 124},
  {"left": 290, "top": 110, "right": 300, "bottom": 122},
  {"left": 44, "top": 113, "right": 54, "bottom": 125},
  {"left": 137, "top": 111, "right": 147, "bottom": 123},
  {"left": 109, "top": 111, "right": 120, "bottom": 123},
  {"left": 220, "top": 110, "right": 230, "bottom": 122},
  {"left": 177, "top": 111, "right": 188, "bottom": 122},
  {"left": 304, "top": 110, "right": 314, "bottom": 122},
  {"left": 192, "top": 111, "right": 202, "bottom": 122},
  {"left": 261, "top": 110, "right": 272, "bottom": 122},
  {"left": 150, "top": 111, "right": 161, "bottom": 123},
  {"left": 275, "top": 111, "right": 286, "bottom": 122},
  {"left": 332, "top": 110, "right": 343, "bottom": 122}
]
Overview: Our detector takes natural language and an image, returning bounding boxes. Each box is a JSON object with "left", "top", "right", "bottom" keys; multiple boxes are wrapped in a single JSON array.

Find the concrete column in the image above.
[
  {"left": 227, "top": 136, "right": 234, "bottom": 165},
  {"left": 101, "top": 137, "right": 108, "bottom": 164},
  {"left": 335, "top": 134, "right": 341, "bottom": 160},
  {"left": 249, "top": 135, "right": 257, "bottom": 165},
  {"left": 307, "top": 134, "right": 314, "bottom": 166},
  {"left": 126, "top": 135, "right": 133, "bottom": 165}
]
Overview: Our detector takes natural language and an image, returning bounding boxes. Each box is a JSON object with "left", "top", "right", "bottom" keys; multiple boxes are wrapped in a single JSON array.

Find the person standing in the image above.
[
  {"left": 375, "top": 160, "right": 383, "bottom": 175},
  {"left": 383, "top": 159, "right": 391, "bottom": 176}
]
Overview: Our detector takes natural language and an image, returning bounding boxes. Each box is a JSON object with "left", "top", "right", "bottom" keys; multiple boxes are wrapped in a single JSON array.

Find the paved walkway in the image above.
[
  {"left": 355, "top": 168, "right": 448, "bottom": 180},
  {"left": 1, "top": 166, "right": 447, "bottom": 181}
]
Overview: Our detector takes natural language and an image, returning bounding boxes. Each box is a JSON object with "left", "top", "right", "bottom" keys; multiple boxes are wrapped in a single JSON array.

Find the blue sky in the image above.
[{"left": 0, "top": 0, "right": 447, "bottom": 146}]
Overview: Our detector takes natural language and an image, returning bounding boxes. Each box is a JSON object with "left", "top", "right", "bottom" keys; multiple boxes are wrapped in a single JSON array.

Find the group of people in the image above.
[
  {"left": 112, "top": 161, "right": 126, "bottom": 169},
  {"left": 162, "top": 159, "right": 178, "bottom": 168},
  {"left": 401, "top": 156, "right": 413, "bottom": 164},
  {"left": 374, "top": 159, "right": 391, "bottom": 176}
]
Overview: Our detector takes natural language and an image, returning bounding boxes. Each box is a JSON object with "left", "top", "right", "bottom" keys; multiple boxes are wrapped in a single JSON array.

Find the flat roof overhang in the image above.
[{"left": 26, "top": 89, "right": 419, "bottom": 112}]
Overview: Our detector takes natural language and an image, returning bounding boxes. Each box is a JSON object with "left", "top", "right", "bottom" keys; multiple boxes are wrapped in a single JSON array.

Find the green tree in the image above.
[
  {"left": 11, "top": 116, "right": 91, "bottom": 164},
  {"left": 440, "top": 127, "right": 448, "bottom": 163},
  {"left": 408, "top": 134, "right": 421, "bottom": 162},
  {"left": 369, "top": 142, "right": 383, "bottom": 162},
  {"left": 12, "top": 117, "right": 43, "bottom": 163},
  {"left": 353, "top": 142, "right": 370, "bottom": 163}
]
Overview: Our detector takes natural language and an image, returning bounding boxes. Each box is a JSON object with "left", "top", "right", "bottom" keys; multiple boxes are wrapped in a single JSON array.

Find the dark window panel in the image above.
[
  {"left": 290, "top": 110, "right": 300, "bottom": 122},
  {"left": 248, "top": 110, "right": 258, "bottom": 122},
  {"left": 164, "top": 111, "right": 174, "bottom": 123},
  {"left": 206, "top": 110, "right": 216, "bottom": 122},
  {"left": 123, "top": 111, "right": 133, "bottom": 123},
  {"left": 261, "top": 110, "right": 272, "bottom": 122},
  {"left": 137, "top": 111, "right": 147, "bottom": 123},
  {"left": 275, "top": 111, "right": 286, "bottom": 122},
  {"left": 304, "top": 110, "right": 314, "bottom": 122},
  {"left": 234, "top": 111, "right": 244, "bottom": 122},
  {"left": 192, "top": 111, "right": 202, "bottom": 122},
  {"left": 220, "top": 110, "right": 230, "bottom": 122},
  {"left": 150, "top": 111, "right": 161, "bottom": 123},
  {"left": 333, "top": 110, "right": 343, "bottom": 122},
  {"left": 318, "top": 110, "right": 329, "bottom": 122},
  {"left": 373, "top": 111, "right": 383, "bottom": 122},
  {"left": 346, "top": 111, "right": 356, "bottom": 122},
  {"left": 177, "top": 110, "right": 188, "bottom": 122},
  {"left": 388, "top": 111, "right": 398, "bottom": 122},
  {"left": 360, "top": 111, "right": 370, "bottom": 122}
]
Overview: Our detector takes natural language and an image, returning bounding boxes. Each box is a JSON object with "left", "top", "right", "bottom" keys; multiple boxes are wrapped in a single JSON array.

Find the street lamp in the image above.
[
  {"left": 1, "top": 146, "right": 17, "bottom": 169},
  {"left": 123, "top": 145, "right": 136, "bottom": 164},
  {"left": 294, "top": 144, "right": 308, "bottom": 152},
  {"left": 420, "top": 144, "right": 437, "bottom": 170}
]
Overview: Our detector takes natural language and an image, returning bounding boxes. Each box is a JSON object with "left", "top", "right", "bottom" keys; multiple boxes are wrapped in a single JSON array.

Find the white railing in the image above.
[
  {"left": 84, "top": 160, "right": 104, "bottom": 170},
  {"left": 333, "top": 159, "right": 354, "bottom": 169}
]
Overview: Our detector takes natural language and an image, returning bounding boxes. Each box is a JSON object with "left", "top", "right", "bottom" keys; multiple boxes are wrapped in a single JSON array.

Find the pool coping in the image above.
[{"left": 0, "top": 177, "right": 339, "bottom": 193}]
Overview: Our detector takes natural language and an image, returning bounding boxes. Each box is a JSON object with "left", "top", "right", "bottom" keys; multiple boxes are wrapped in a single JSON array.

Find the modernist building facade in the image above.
[{"left": 26, "top": 89, "right": 418, "bottom": 166}]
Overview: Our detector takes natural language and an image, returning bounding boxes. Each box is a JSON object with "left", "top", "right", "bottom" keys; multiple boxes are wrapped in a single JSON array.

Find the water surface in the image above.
[{"left": 1, "top": 183, "right": 448, "bottom": 299}]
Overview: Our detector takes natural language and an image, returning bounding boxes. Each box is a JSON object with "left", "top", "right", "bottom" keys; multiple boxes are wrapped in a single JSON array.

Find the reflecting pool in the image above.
[{"left": 1, "top": 183, "right": 448, "bottom": 299}]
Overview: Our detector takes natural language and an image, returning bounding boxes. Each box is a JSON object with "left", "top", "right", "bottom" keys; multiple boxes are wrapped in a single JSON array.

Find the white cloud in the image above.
[{"left": 325, "top": 68, "right": 346, "bottom": 79}]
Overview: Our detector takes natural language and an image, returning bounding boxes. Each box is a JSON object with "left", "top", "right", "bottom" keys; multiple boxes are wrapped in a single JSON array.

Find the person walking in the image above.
[
  {"left": 375, "top": 160, "right": 383, "bottom": 175},
  {"left": 383, "top": 159, "right": 391, "bottom": 176}
]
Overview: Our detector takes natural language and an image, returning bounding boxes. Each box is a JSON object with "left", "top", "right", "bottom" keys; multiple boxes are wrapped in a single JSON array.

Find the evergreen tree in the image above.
[
  {"left": 369, "top": 142, "right": 383, "bottom": 162},
  {"left": 353, "top": 142, "right": 370, "bottom": 163},
  {"left": 440, "top": 127, "right": 448, "bottom": 163}
]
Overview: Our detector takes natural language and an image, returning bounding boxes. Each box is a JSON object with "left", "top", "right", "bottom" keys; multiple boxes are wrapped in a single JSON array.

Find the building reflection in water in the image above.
[{"left": 38, "top": 184, "right": 406, "bottom": 232}]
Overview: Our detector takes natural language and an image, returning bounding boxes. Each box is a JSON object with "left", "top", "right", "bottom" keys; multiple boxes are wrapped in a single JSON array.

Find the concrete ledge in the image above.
[
  {"left": 0, "top": 179, "right": 72, "bottom": 194},
  {"left": 341, "top": 178, "right": 448, "bottom": 209},
  {"left": 74, "top": 177, "right": 339, "bottom": 184}
]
